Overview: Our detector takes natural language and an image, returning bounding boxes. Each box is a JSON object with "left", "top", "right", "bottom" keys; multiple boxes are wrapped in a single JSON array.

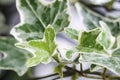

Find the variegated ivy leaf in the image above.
[
  {"left": 78, "top": 2, "right": 120, "bottom": 36},
  {"left": 54, "top": 63, "right": 65, "bottom": 78},
  {"left": 0, "top": 37, "right": 31, "bottom": 76},
  {"left": 16, "top": 25, "right": 57, "bottom": 67},
  {"left": 77, "top": 28, "right": 108, "bottom": 55},
  {"left": 79, "top": 48, "right": 120, "bottom": 76},
  {"left": 10, "top": 0, "right": 69, "bottom": 42},
  {"left": 66, "top": 48, "right": 79, "bottom": 59},
  {"left": 97, "top": 21, "right": 115, "bottom": 50},
  {"left": 65, "top": 28, "right": 79, "bottom": 40},
  {"left": 66, "top": 24, "right": 114, "bottom": 59}
]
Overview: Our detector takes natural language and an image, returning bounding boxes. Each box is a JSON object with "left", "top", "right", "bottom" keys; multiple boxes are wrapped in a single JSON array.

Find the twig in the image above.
[
  {"left": 64, "top": 66, "right": 84, "bottom": 76},
  {"left": 80, "top": 63, "right": 83, "bottom": 72},
  {"left": 65, "top": 66, "right": 102, "bottom": 79},
  {"left": 111, "top": 76, "right": 120, "bottom": 79},
  {"left": 29, "top": 73, "right": 58, "bottom": 80},
  {"left": 52, "top": 72, "right": 74, "bottom": 80},
  {"left": 83, "top": 75, "right": 102, "bottom": 79},
  {"left": 102, "top": 68, "right": 107, "bottom": 80},
  {"left": 29, "top": 72, "right": 68, "bottom": 80}
]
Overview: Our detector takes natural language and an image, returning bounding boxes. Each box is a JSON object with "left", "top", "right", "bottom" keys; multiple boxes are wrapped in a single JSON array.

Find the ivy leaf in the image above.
[
  {"left": 78, "top": 3, "right": 120, "bottom": 36},
  {"left": 54, "top": 63, "right": 65, "bottom": 78},
  {"left": 97, "top": 21, "right": 115, "bottom": 50},
  {"left": 79, "top": 48, "right": 120, "bottom": 76},
  {"left": 71, "top": 73, "right": 79, "bottom": 80},
  {"left": 0, "top": 37, "right": 31, "bottom": 76},
  {"left": 26, "top": 50, "right": 51, "bottom": 67},
  {"left": 77, "top": 28, "right": 108, "bottom": 55},
  {"left": 104, "top": 0, "right": 115, "bottom": 10},
  {"left": 65, "top": 28, "right": 79, "bottom": 40},
  {"left": 16, "top": 25, "right": 57, "bottom": 67},
  {"left": 10, "top": 0, "right": 69, "bottom": 42},
  {"left": 66, "top": 48, "right": 79, "bottom": 59}
]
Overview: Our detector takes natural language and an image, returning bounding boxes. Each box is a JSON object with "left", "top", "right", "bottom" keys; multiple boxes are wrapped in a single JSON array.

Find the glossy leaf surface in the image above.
[
  {"left": 78, "top": 3, "right": 120, "bottom": 36},
  {"left": 16, "top": 26, "right": 57, "bottom": 67},
  {"left": 11, "top": 0, "right": 69, "bottom": 42},
  {"left": 79, "top": 48, "right": 120, "bottom": 76}
]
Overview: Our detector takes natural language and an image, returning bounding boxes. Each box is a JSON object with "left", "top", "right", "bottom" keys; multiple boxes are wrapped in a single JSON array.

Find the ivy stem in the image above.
[
  {"left": 27, "top": 68, "right": 33, "bottom": 78},
  {"left": 29, "top": 72, "right": 62, "bottom": 80},
  {"left": 80, "top": 63, "right": 83, "bottom": 72},
  {"left": 52, "top": 71, "right": 74, "bottom": 80},
  {"left": 83, "top": 75, "right": 102, "bottom": 79},
  {"left": 64, "top": 66, "right": 84, "bottom": 76},
  {"left": 102, "top": 68, "right": 107, "bottom": 80},
  {"left": 65, "top": 66, "right": 102, "bottom": 79},
  {"left": 111, "top": 76, "right": 120, "bottom": 79}
]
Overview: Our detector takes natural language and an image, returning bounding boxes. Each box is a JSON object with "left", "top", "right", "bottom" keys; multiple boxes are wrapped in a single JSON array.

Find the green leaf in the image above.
[
  {"left": 104, "top": 0, "right": 115, "bottom": 10},
  {"left": 78, "top": 2, "right": 120, "bottom": 36},
  {"left": 0, "top": 37, "right": 31, "bottom": 76},
  {"left": 65, "top": 23, "right": 115, "bottom": 59},
  {"left": 90, "top": 64, "right": 102, "bottom": 72},
  {"left": 16, "top": 26, "right": 57, "bottom": 67},
  {"left": 54, "top": 63, "right": 65, "bottom": 78},
  {"left": 65, "top": 28, "right": 79, "bottom": 40},
  {"left": 71, "top": 73, "right": 79, "bottom": 80},
  {"left": 97, "top": 21, "right": 115, "bottom": 49},
  {"left": 79, "top": 48, "right": 120, "bottom": 76},
  {"left": 66, "top": 48, "right": 79, "bottom": 59},
  {"left": 26, "top": 50, "right": 51, "bottom": 67},
  {"left": 77, "top": 28, "right": 108, "bottom": 55},
  {"left": 10, "top": 0, "right": 69, "bottom": 42}
]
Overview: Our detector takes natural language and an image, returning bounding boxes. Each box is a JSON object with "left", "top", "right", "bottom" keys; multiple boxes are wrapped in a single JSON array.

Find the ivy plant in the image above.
[{"left": 1, "top": 0, "right": 120, "bottom": 80}]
